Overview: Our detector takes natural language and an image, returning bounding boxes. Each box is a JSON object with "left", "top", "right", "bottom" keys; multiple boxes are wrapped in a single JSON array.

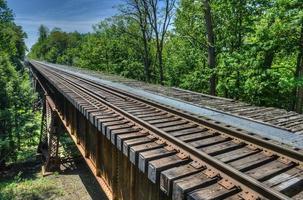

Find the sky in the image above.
[{"left": 7, "top": 0, "right": 122, "bottom": 50}]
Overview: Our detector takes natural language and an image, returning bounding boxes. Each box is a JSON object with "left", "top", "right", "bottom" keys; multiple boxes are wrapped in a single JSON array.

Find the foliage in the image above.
[
  {"left": 28, "top": 0, "right": 303, "bottom": 111},
  {"left": 0, "top": 0, "right": 40, "bottom": 166},
  {"left": 29, "top": 28, "right": 83, "bottom": 66}
]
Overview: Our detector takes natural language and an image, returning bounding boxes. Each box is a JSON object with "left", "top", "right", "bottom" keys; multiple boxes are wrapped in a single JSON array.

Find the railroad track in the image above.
[
  {"left": 109, "top": 82, "right": 303, "bottom": 135},
  {"left": 31, "top": 61, "right": 303, "bottom": 200},
  {"left": 149, "top": 87, "right": 303, "bottom": 135},
  {"left": 50, "top": 62, "right": 303, "bottom": 135}
]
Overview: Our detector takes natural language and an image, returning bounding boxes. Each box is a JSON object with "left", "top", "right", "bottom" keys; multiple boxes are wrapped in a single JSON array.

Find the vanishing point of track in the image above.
[{"left": 31, "top": 61, "right": 303, "bottom": 200}]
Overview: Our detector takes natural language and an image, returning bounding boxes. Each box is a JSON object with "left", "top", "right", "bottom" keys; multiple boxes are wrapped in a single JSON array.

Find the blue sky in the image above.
[{"left": 7, "top": 0, "right": 122, "bottom": 50}]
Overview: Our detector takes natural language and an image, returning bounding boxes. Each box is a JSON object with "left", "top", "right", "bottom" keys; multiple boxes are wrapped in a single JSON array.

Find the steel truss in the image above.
[{"left": 38, "top": 95, "right": 61, "bottom": 172}]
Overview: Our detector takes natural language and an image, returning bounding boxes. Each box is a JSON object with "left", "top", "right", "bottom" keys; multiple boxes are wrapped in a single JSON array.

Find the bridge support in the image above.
[{"left": 38, "top": 95, "right": 62, "bottom": 173}]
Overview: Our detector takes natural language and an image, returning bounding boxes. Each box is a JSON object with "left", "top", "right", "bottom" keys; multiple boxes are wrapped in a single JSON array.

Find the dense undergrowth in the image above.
[{"left": 0, "top": 0, "right": 41, "bottom": 168}]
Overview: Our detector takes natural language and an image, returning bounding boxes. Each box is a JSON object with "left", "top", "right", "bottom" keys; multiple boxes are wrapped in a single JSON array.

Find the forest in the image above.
[
  {"left": 28, "top": 0, "right": 303, "bottom": 113},
  {"left": 0, "top": 0, "right": 302, "bottom": 168},
  {"left": 0, "top": 0, "right": 302, "bottom": 198},
  {"left": 0, "top": 0, "right": 40, "bottom": 167}
]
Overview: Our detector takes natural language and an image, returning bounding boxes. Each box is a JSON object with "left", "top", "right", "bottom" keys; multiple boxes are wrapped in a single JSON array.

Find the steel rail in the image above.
[
  {"left": 36, "top": 61, "right": 303, "bottom": 163},
  {"left": 34, "top": 61, "right": 303, "bottom": 137},
  {"left": 30, "top": 61, "right": 295, "bottom": 200}
]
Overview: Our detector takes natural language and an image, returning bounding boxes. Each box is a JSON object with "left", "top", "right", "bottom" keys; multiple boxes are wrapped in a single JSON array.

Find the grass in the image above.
[
  {"left": 0, "top": 171, "right": 65, "bottom": 200},
  {"left": 0, "top": 132, "right": 81, "bottom": 200}
]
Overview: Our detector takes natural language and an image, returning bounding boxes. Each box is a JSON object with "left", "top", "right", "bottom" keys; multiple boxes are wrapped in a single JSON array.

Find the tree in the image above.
[
  {"left": 294, "top": 22, "right": 303, "bottom": 113},
  {"left": 121, "top": 0, "right": 153, "bottom": 82},
  {"left": 0, "top": 0, "right": 26, "bottom": 67},
  {"left": 28, "top": 0, "right": 303, "bottom": 113},
  {"left": 202, "top": 0, "right": 216, "bottom": 95},
  {"left": 38, "top": 25, "right": 49, "bottom": 42},
  {"left": 0, "top": 0, "right": 39, "bottom": 167},
  {"left": 144, "top": 0, "right": 176, "bottom": 84},
  {"left": 29, "top": 27, "right": 84, "bottom": 65},
  {"left": 0, "top": 0, "right": 13, "bottom": 23}
]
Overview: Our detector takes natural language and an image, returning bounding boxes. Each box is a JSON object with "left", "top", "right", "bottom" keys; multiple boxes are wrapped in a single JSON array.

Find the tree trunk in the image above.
[
  {"left": 154, "top": 28, "right": 164, "bottom": 85},
  {"left": 158, "top": 50, "right": 164, "bottom": 84},
  {"left": 154, "top": 14, "right": 164, "bottom": 85},
  {"left": 203, "top": 0, "right": 216, "bottom": 96},
  {"left": 141, "top": 28, "right": 151, "bottom": 82},
  {"left": 263, "top": 50, "right": 275, "bottom": 69},
  {"left": 143, "top": 46, "right": 151, "bottom": 82},
  {"left": 235, "top": 70, "right": 240, "bottom": 100},
  {"left": 294, "top": 24, "right": 303, "bottom": 113},
  {"left": 135, "top": 0, "right": 151, "bottom": 83}
]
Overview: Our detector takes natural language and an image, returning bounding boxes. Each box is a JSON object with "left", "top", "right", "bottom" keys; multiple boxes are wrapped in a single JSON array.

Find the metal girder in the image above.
[{"left": 38, "top": 95, "right": 61, "bottom": 172}]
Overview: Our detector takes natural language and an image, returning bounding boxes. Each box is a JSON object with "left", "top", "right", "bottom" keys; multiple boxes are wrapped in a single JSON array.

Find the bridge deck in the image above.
[
  {"left": 40, "top": 61, "right": 303, "bottom": 149},
  {"left": 30, "top": 60, "right": 303, "bottom": 200}
]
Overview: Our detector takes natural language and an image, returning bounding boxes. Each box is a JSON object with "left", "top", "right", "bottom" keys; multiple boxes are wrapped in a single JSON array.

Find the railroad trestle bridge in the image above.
[{"left": 29, "top": 60, "right": 303, "bottom": 200}]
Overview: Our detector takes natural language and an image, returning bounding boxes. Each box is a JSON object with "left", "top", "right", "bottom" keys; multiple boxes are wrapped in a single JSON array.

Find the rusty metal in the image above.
[
  {"left": 29, "top": 60, "right": 303, "bottom": 200},
  {"left": 44, "top": 63, "right": 303, "bottom": 163},
  {"left": 35, "top": 68, "right": 286, "bottom": 198},
  {"left": 38, "top": 95, "right": 61, "bottom": 172},
  {"left": 218, "top": 178, "right": 236, "bottom": 190}
]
